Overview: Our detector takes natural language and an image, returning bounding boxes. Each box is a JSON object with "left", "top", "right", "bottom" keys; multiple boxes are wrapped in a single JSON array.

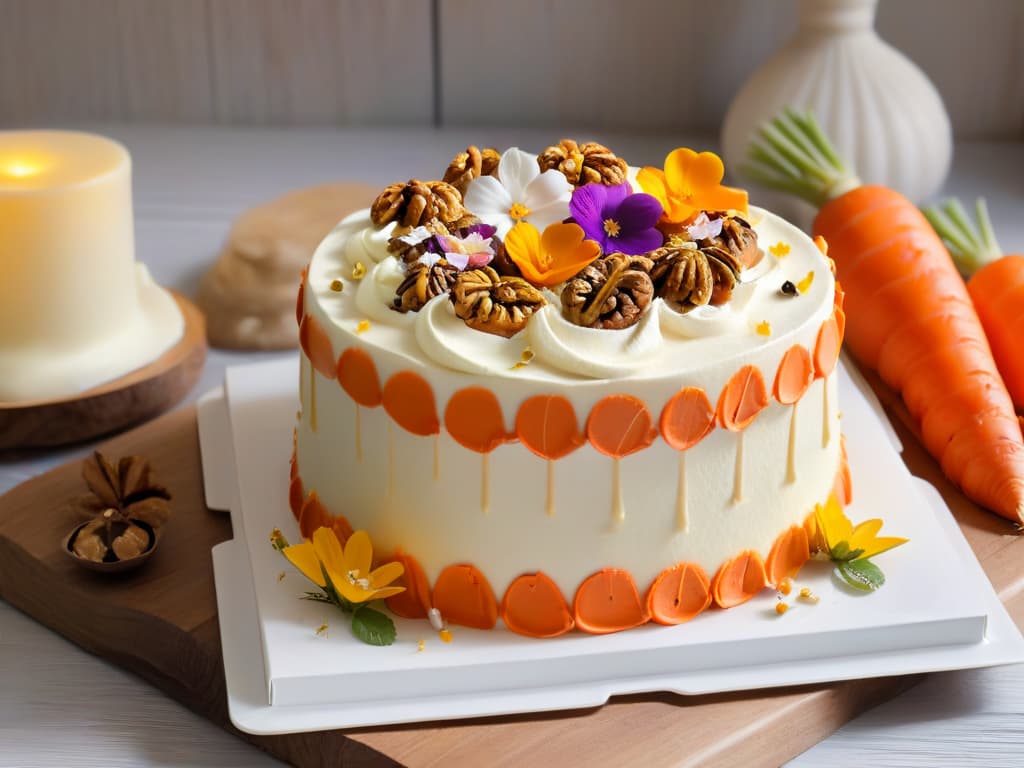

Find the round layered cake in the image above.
[{"left": 291, "top": 142, "right": 847, "bottom": 636}]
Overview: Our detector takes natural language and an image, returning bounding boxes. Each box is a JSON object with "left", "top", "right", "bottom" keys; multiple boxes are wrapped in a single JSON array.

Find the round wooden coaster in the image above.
[{"left": 0, "top": 293, "right": 207, "bottom": 451}]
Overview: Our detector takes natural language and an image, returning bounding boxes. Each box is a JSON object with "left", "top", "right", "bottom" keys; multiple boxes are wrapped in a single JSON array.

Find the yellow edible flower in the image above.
[
  {"left": 814, "top": 494, "right": 907, "bottom": 561},
  {"left": 637, "top": 147, "right": 748, "bottom": 225},
  {"left": 283, "top": 527, "right": 405, "bottom": 604}
]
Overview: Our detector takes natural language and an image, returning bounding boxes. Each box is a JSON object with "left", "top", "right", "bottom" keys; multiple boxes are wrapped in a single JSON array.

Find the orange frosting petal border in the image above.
[
  {"left": 501, "top": 572, "right": 575, "bottom": 638},
  {"left": 299, "top": 314, "right": 337, "bottom": 378},
  {"left": 764, "top": 525, "right": 811, "bottom": 587},
  {"left": 814, "top": 311, "right": 843, "bottom": 379},
  {"left": 298, "top": 491, "right": 330, "bottom": 540},
  {"left": 385, "top": 550, "right": 433, "bottom": 619},
  {"left": 773, "top": 345, "right": 814, "bottom": 405},
  {"left": 433, "top": 564, "right": 499, "bottom": 630},
  {"left": 586, "top": 395, "right": 657, "bottom": 458},
  {"left": 716, "top": 365, "right": 769, "bottom": 431},
  {"left": 659, "top": 387, "right": 716, "bottom": 452},
  {"left": 383, "top": 370, "right": 439, "bottom": 436},
  {"left": 711, "top": 550, "right": 767, "bottom": 609},
  {"left": 515, "top": 395, "right": 585, "bottom": 460},
  {"left": 574, "top": 569, "right": 648, "bottom": 634},
  {"left": 645, "top": 562, "right": 712, "bottom": 625},
  {"left": 444, "top": 386, "right": 514, "bottom": 454},
  {"left": 337, "top": 347, "right": 383, "bottom": 407}
]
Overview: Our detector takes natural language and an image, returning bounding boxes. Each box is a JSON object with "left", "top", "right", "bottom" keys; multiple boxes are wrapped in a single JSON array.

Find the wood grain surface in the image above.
[
  {"left": 0, "top": 294, "right": 207, "bottom": 451},
  {"left": 0, "top": 381, "right": 1021, "bottom": 767}
]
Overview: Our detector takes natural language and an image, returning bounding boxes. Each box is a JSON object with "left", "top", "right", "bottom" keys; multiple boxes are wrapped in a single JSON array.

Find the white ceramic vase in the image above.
[{"left": 721, "top": 0, "right": 952, "bottom": 205}]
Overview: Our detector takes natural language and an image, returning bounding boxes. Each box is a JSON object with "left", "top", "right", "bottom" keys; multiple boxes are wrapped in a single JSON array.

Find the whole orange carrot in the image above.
[
  {"left": 744, "top": 109, "right": 1024, "bottom": 524},
  {"left": 924, "top": 198, "right": 1024, "bottom": 411}
]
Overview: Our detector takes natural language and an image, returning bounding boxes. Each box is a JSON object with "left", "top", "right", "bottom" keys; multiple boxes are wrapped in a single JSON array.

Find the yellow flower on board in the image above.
[
  {"left": 814, "top": 494, "right": 907, "bottom": 562},
  {"left": 283, "top": 527, "right": 405, "bottom": 604}
]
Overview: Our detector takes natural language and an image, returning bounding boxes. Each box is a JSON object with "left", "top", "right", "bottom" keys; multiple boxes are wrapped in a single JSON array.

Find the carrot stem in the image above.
[
  {"left": 741, "top": 108, "right": 861, "bottom": 207},
  {"left": 923, "top": 197, "right": 1003, "bottom": 277}
]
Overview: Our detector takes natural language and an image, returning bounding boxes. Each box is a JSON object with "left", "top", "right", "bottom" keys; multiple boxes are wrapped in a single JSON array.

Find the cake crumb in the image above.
[
  {"left": 315, "top": 622, "right": 329, "bottom": 638},
  {"left": 775, "top": 601, "right": 789, "bottom": 615},
  {"left": 417, "top": 639, "right": 426, "bottom": 653},
  {"left": 778, "top": 577, "right": 792, "bottom": 595},
  {"left": 439, "top": 629, "right": 453, "bottom": 643},
  {"left": 770, "top": 241, "right": 791, "bottom": 258},
  {"left": 356, "top": 319, "right": 371, "bottom": 334},
  {"left": 352, "top": 261, "right": 367, "bottom": 280},
  {"left": 277, "top": 571, "right": 286, "bottom": 582},
  {"left": 755, "top": 320, "right": 772, "bottom": 336},
  {"left": 329, "top": 279, "right": 344, "bottom": 292},
  {"left": 798, "top": 587, "right": 820, "bottom": 604}
]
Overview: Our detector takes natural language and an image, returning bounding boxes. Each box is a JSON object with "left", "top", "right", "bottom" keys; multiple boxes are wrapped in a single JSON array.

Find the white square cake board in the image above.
[{"left": 200, "top": 357, "right": 1024, "bottom": 734}]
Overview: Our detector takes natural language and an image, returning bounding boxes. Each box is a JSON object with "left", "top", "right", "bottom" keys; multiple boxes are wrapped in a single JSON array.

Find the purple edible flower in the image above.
[{"left": 568, "top": 182, "right": 664, "bottom": 255}]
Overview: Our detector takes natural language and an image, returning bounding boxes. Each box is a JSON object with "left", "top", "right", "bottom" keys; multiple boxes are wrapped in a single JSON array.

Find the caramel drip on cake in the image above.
[
  {"left": 786, "top": 402, "right": 798, "bottom": 484},
  {"left": 354, "top": 403, "right": 363, "bottom": 461},
  {"left": 822, "top": 378, "right": 831, "bottom": 448},
  {"left": 310, "top": 363, "right": 318, "bottom": 432},
  {"left": 732, "top": 432, "right": 745, "bottom": 504},
  {"left": 298, "top": 353, "right": 306, "bottom": 420},
  {"left": 387, "top": 420, "right": 394, "bottom": 512},
  {"left": 612, "top": 458, "right": 625, "bottom": 524},
  {"left": 481, "top": 453, "right": 490, "bottom": 515},
  {"left": 433, "top": 434, "right": 440, "bottom": 481},
  {"left": 675, "top": 452, "right": 688, "bottom": 532},
  {"left": 546, "top": 459, "right": 556, "bottom": 517}
]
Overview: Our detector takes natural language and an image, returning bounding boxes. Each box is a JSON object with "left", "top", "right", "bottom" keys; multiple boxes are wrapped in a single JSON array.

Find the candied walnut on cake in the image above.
[
  {"left": 698, "top": 214, "right": 761, "bottom": 269},
  {"left": 537, "top": 139, "right": 628, "bottom": 187},
  {"left": 443, "top": 145, "right": 500, "bottom": 195},
  {"left": 386, "top": 219, "right": 450, "bottom": 263},
  {"left": 650, "top": 243, "right": 742, "bottom": 309},
  {"left": 561, "top": 252, "right": 654, "bottom": 330},
  {"left": 393, "top": 261, "right": 459, "bottom": 312},
  {"left": 371, "top": 179, "right": 466, "bottom": 229},
  {"left": 450, "top": 266, "right": 545, "bottom": 337}
]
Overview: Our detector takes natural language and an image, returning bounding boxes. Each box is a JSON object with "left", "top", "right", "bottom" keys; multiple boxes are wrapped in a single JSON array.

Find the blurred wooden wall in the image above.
[{"left": 1, "top": 0, "right": 1021, "bottom": 138}]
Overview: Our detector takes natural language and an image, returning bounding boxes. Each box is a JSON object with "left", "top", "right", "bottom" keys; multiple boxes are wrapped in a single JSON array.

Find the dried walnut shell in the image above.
[
  {"left": 650, "top": 244, "right": 742, "bottom": 309},
  {"left": 393, "top": 261, "right": 459, "bottom": 312},
  {"left": 699, "top": 215, "right": 761, "bottom": 269},
  {"left": 386, "top": 218, "right": 450, "bottom": 263},
  {"left": 450, "top": 266, "right": 545, "bottom": 338},
  {"left": 442, "top": 145, "right": 500, "bottom": 195},
  {"left": 561, "top": 253, "right": 654, "bottom": 330},
  {"left": 371, "top": 179, "right": 466, "bottom": 228},
  {"left": 538, "top": 139, "right": 628, "bottom": 187}
]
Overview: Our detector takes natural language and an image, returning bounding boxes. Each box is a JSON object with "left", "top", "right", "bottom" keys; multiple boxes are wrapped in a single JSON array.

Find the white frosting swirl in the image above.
[
  {"left": 415, "top": 295, "right": 530, "bottom": 375},
  {"left": 356, "top": 257, "right": 414, "bottom": 327},
  {"left": 342, "top": 213, "right": 394, "bottom": 272},
  {"left": 527, "top": 303, "right": 661, "bottom": 379}
]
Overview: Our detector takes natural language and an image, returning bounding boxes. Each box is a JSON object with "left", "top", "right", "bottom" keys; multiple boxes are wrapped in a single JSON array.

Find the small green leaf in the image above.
[
  {"left": 830, "top": 541, "right": 850, "bottom": 560},
  {"left": 835, "top": 559, "right": 885, "bottom": 592},
  {"left": 351, "top": 606, "right": 397, "bottom": 646}
]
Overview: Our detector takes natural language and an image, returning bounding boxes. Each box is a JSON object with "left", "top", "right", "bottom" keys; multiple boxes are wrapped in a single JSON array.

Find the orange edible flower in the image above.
[
  {"left": 637, "top": 148, "right": 748, "bottom": 225},
  {"left": 505, "top": 221, "right": 601, "bottom": 287}
]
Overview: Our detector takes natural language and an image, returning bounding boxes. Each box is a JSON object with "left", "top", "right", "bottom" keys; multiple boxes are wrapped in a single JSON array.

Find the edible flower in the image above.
[
  {"left": 463, "top": 148, "right": 572, "bottom": 238},
  {"left": 637, "top": 147, "right": 748, "bottom": 225},
  {"left": 568, "top": 182, "right": 664, "bottom": 256},
  {"left": 505, "top": 221, "right": 601, "bottom": 287},
  {"left": 421, "top": 223, "right": 497, "bottom": 270},
  {"left": 685, "top": 211, "right": 723, "bottom": 242},
  {"left": 813, "top": 494, "right": 907, "bottom": 591},
  {"left": 274, "top": 526, "right": 405, "bottom": 645}
]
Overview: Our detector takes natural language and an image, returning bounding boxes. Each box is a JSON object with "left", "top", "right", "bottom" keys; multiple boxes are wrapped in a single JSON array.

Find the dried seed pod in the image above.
[
  {"left": 442, "top": 145, "right": 500, "bottom": 195},
  {"left": 370, "top": 179, "right": 466, "bottom": 228},
  {"left": 650, "top": 244, "right": 741, "bottom": 309},
  {"left": 393, "top": 261, "right": 459, "bottom": 312},
  {"left": 537, "top": 139, "right": 628, "bottom": 187},
  {"left": 561, "top": 253, "right": 654, "bottom": 329},
  {"left": 450, "top": 266, "right": 546, "bottom": 337}
]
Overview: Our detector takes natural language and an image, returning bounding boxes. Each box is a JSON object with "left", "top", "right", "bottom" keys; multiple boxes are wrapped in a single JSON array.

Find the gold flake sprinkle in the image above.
[
  {"left": 352, "top": 261, "right": 367, "bottom": 280},
  {"left": 417, "top": 639, "right": 426, "bottom": 653},
  {"left": 356, "top": 320, "right": 371, "bottom": 334},
  {"left": 769, "top": 241, "right": 791, "bottom": 258},
  {"left": 756, "top": 320, "right": 772, "bottom": 336},
  {"left": 277, "top": 571, "right": 286, "bottom": 582},
  {"left": 315, "top": 623, "right": 329, "bottom": 637},
  {"left": 511, "top": 361, "right": 528, "bottom": 371},
  {"left": 797, "top": 270, "right": 815, "bottom": 294},
  {"left": 775, "top": 601, "right": 789, "bottom": 615},
  {"left": 778, "top": 577, "right": 792, "bottom": 596},
  {"left": 330, "top": 279, "right": 344, "bottom": 292},
  {"left": 439, "top": 628, "right": 453, "bottom": 643},
  {"left": 521, "top": 347, "right": 535, "bottom": 362}
]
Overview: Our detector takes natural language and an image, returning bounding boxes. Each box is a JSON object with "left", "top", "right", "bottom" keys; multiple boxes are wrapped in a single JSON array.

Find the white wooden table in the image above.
[{"left": 1, "top": 126, "right": 1022, "bottom": 767}]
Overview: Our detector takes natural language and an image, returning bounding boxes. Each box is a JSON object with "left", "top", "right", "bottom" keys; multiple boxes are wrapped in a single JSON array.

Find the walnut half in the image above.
[
  {"left": 450, "top": 266, "right": 546, "bottom": 338},
  {"left": 561, "top": 253, "right": 654, "bottom": 330}
]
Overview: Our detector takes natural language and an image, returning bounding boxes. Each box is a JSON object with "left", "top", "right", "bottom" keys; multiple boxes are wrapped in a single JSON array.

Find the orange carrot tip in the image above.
[
  {"left": 922, "top": 197, "right": 1003, "bottom": 278},
  {"left": 740, "top": 108, "right": 861, "bottom": 208}
]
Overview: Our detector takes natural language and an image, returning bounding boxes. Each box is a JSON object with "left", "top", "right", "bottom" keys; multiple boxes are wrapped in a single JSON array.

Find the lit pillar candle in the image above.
[{"left": 0, "top": 131, "right": 183, "bottom": 402}]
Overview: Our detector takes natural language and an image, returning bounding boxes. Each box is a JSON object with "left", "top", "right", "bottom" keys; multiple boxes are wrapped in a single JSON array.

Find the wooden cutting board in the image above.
[{"left": 1, "top": 389, "right": 1023, "bottom": 768}]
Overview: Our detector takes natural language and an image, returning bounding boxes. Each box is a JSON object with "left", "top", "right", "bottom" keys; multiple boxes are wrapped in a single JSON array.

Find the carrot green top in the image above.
[{"left": 922, "top": 197, "right": 1003, "bottom": 277}]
